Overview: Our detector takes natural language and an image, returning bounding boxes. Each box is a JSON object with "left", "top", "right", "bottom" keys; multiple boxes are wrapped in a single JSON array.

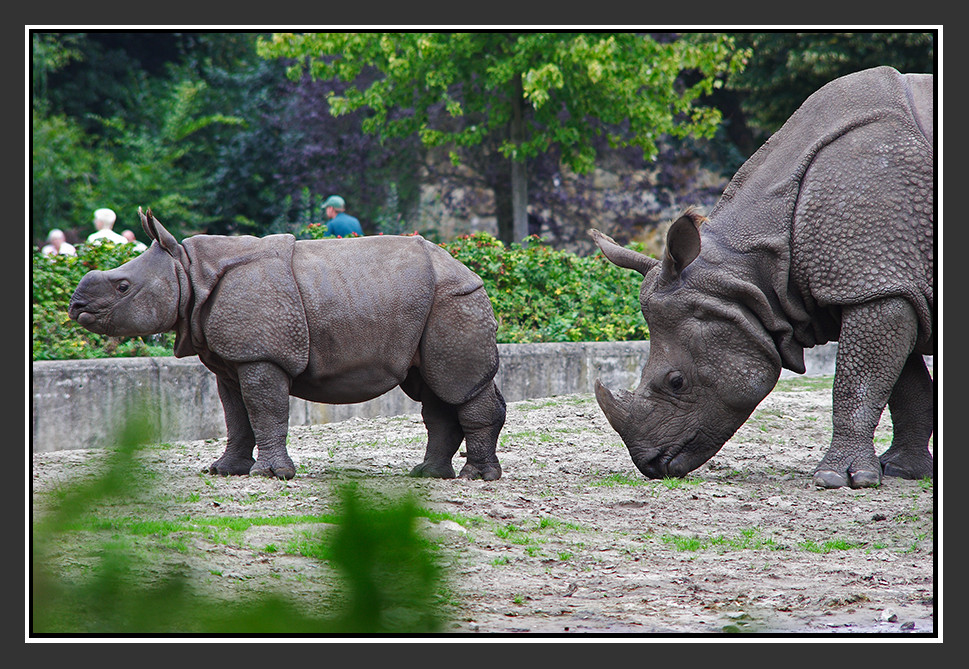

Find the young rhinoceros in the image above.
[
  {"left": 590, "top": 66, "right": 934, "bottom": 489},
  {"left": 69, "top": 209, "right": 505, "bottom": 481}
]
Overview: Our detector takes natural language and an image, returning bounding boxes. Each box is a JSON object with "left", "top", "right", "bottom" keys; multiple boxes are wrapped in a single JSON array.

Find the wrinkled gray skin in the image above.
[
  {"left": 591, "top": 66, "right": 934, "bottom": 489},
  {"left": 69, "top": 209, "right": 505, "bottom": 481}
]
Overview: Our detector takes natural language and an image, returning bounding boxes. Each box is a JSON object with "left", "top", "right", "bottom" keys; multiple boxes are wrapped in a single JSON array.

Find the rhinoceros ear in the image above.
[
  {"left": 662, "top": 210, "right": 704, "bottom": 280},
  {"left": 139, "top": 207, "right": 180, "bottom": 257}
]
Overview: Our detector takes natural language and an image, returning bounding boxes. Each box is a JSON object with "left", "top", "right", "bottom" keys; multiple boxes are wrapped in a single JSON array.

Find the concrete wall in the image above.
[{"left": 31, "top": 341, "right": 844, "bottom": 454}]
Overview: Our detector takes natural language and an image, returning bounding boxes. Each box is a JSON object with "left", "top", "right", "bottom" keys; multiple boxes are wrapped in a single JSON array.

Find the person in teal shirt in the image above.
[{"left": 322, "top": 195, "right": 364, "bottom": 237}]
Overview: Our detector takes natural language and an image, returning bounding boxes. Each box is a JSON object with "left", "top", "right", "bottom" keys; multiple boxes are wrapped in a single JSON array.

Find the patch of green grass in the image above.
[
  {"left": 517, "top": 396, "right": 593, "bottom": 412},
  {"left": 285, "top": 529, "right": 333, "bottom": 560},
  {"left": 662, "top": 535, "right": 706, "bottom": 551},
  {"left": 592, "top": 471, "right": 651, "bottom": 487},
  {"left": 773, "top": 375, "right": 834, "bottom": 392},
  {"left": 592, "top": 472, "right": 701, "bottom": 491},
  {"left": 798, "top": 539, "right": 863, "bottom": 553},
  {"left": 488, "top": 515, "right": 584, "bottom": 561},
  {"left": 658, "top": 528, "right": 782, "bottom": 553},
  {"left": 658, "top": 476, "right": 701, "bottom": 490}
]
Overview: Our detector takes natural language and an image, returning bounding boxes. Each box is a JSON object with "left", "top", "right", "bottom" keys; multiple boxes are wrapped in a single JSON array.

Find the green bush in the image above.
[
  {"left": 31, "top": 242, "right": 176, "bottom": 360},
  {"left": 442, "top": 233, "right": 649, "bottom": 343},
  {"left": 299, "top": 224, "right": 650, "bottom": 343},
  {"left": 32, "top": 231, "right": 649, "bottom": 360}
]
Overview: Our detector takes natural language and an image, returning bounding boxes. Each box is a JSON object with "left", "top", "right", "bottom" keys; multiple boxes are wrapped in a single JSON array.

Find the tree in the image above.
[
  {"left": 257, "top": 32, "right": 747, "bottom": 244},
  {"left": 31, "top": 32, "right": 250, "bottom": 242},
  {"left": 723, "top": 32, "right": 935, "bottom": 151}
]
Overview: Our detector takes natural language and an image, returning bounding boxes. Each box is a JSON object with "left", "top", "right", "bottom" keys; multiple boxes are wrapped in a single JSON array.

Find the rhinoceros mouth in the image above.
[
  {"left": 628, "top": 430, "right": 722, "bottom": 479},
  {"left": 75, "top": 311, "right": 97, "bottom": 327},
  {"left": 68, "top": 300, "right": 105, "bottom": 331}
]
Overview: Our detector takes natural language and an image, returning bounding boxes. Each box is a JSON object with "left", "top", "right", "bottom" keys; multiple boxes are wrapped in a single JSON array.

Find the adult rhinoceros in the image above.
[{"left": 590, "top": 66, "right": 934, "bottom": 489}]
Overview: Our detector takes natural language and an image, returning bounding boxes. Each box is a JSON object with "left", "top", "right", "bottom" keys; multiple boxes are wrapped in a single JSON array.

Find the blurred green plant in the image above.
[{"left": 31, "top": 411, "right": 445, "bottom": 634}]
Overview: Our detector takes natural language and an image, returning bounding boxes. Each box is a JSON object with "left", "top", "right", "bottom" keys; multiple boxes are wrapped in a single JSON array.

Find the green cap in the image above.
[{"left": 322, "top": 195, "right": 346, "bottom": 210}]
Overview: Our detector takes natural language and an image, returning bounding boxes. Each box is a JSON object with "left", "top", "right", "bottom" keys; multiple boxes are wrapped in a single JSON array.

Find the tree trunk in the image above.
[{"left": 509, "top": 73, "right": 529, "bottom": 243}]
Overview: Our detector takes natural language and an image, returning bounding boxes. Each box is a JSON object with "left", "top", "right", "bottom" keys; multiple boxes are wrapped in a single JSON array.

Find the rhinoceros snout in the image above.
[
  {"left": 68, "top": 295, "right": 91, "bottom": 324},
  {"left": 68, "top": 272, "right": 105, "bottom": 327}
]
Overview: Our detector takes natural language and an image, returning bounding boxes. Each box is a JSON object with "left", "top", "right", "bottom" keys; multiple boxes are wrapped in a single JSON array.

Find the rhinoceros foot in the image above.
[
  {"left": 409, "top": 460, "right": 456, "bottom": 479},
  {"left": 813, "top": 468, "right": 881, "bottom": 489},
  {"left": 880, "top": 449, "right": 934, "bottom": 480},
  {"left": 458, "top": 461, "right": 502, "bottom": 482},
  {"left": 208, "top": 455, "right": 256, "bottom": 476},
  {"left": 250, "top": 455, "right": 296, "bottom": 480}
]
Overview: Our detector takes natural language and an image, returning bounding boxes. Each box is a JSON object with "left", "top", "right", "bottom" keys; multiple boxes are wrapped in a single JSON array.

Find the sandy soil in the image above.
[{"left": 30, "top": 375, "right": 936, "bottom": 637}]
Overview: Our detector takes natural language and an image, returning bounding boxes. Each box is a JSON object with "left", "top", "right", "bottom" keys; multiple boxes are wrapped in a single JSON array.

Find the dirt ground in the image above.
[{"left": 30, "top": 375, "right": 937, "bottom": 638}]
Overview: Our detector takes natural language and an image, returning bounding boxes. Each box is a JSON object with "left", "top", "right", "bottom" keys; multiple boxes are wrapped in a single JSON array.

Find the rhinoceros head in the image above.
[
  {"left": 69, "top": 209, "right": 185, "bottom": 337},
  {"left": 590, "top": 211, "right": 781, "bottom": 478}
]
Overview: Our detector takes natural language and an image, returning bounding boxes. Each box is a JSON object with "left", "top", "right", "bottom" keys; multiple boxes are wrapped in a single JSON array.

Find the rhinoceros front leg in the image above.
[
  {"left": 236, "top": 361, "right": 297, "bottom": 480},
  {"left": 879, "top": 352, "right": 934, "bottom": 480},
  {"left": 209, "top": 376, "right": 257, "bottom": 476},
  {"left": 814, "top": 297, "right": 919, "bottom": 489}
]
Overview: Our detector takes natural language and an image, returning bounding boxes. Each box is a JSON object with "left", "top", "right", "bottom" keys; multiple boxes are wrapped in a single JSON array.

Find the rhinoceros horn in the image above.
[
  {"left": 594, "top": 379, "right": 633, "bottom": 435},
  {"left": 588, "top": 229, "right": 659, "bottom": 277}
]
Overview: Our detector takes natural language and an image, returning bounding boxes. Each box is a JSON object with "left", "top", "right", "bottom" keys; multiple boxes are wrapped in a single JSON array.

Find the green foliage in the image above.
[
  {"left": 31, "top": 33, "right": 248, "bottom": 243},
  {"left": 441, "top": 233, "right": 649, "bottom": 343},
  {"left": 727, "top": 32, "right": 935, "bottom": 137},
  {"left": 32, "top": 412, "right": 445, "bottom": 634},
  {"left": 30, "top": 108, "right": 98, "bottom": 243},
  {"left": 31, "top": 242, "right": 175, "bottom": 360},
  {"left": 299, "top": 227, "right": 650, "bottom": 344},
  {"left": 258, "top": 32, "right": 748, "bottom": 173}
]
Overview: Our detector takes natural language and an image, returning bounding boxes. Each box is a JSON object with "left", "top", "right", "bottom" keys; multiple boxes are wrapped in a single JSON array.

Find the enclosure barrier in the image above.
[{"left": 30, "top": 341, "right": 842, "bottom": 453}]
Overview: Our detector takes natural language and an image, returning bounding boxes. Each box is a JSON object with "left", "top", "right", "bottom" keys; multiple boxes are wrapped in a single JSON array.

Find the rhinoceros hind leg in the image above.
[
  {"left": 879, "top": 352, "right": 934, "bottom": 480},
  {"left": 456, "top": 383, "right": 505, "bottom": 481},
  {"left": 405, "top": 369, "right": 461, "bottom": 479}
]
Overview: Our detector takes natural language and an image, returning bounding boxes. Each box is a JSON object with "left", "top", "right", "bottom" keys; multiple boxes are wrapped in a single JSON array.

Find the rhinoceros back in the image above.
[{"left": 707, "top": 66, "right": 934, "bottom": 352}]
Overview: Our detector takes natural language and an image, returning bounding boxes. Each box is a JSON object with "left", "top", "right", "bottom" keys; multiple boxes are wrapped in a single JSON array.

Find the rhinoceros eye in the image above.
[
  {"left": 668, "top": 372, "right": 685, "bottom": 391},
  {"left": 117, "top": 281, "right": 130, "bottom": 294}
]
